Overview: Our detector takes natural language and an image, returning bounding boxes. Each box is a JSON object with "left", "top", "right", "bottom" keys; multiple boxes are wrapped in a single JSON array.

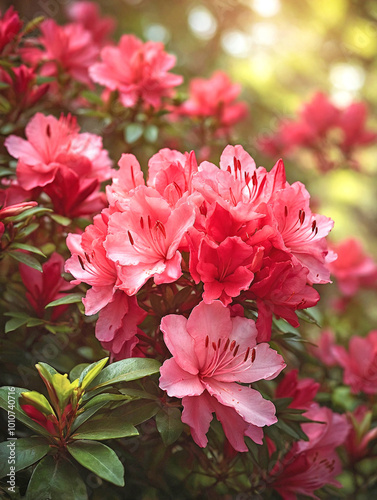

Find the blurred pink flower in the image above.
[
  {"left": 345, "top": 405, "right": 377, "bottom": 462},
  {"left": 159, "top": 301, "right": 285, "bottom": 451},
  {"left": 178, "top": 71, "right": 248, "bottom": 133},
  {"left": 329, "top": 238, "right": 377, "bottom": 296},
  {"left": 67, "top": 1, "right": 115, "bottom": 47},
  {"left": 90, "top": 35, "right": 183, "bottom": 108},
  {"left": 19, "top": 252, "right": 75, "bottom": 320},
  {"left": 258, "top": 92, "right": 377, "bottom": 172},
  {"left": 0, "top": 65, "right": 49, "bottom": 110},
  {"left": 23, "top": 19, "right": 99, "bottom": 85},
  {"left": 338, "top": 102, "right": 377, "bottom": 154},
  {"left": 0, "top": 6, "right": 22, "bottom": 54},
  {"left": 271, "top": 404, "right": 349, "bottom": 500},
  {"left": 311, "top": 329, "right": 339, "bottom": 367},
  {"left": 276, "top": 370, "right": 319, "bottom": 410},
  {"left": 333, "top": 331, "right": 377, "bottom": 395}
]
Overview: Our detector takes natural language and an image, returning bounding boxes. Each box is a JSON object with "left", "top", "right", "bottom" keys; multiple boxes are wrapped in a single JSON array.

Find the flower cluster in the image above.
[
  {"left": 258, "top": 92, "right": 377, "bottom": 171},
  {"left": 1, "top": 3, "right": 377, "bottom": 499},
  {"left": 5, "top": 113, "right": 113, "bottom": 218}
]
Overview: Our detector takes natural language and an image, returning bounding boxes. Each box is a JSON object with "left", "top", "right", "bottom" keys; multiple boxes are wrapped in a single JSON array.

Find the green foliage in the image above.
[{"left": 67, "top": 441, "right": 125, "bottom": 487}]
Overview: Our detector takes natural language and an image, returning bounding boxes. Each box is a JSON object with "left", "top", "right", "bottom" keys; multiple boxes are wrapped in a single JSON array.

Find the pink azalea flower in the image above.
[
  {"left": 0, "top": 7, "right": 22, "bottom": 54},
  {"left": 65, "top": 212, "right": 119, "bottom": 316},
  {"left": 269, "top": 181, "right": 335, "bottom": 284},
  {"left": 90, "top": 34, "right": 183, "bottom": 108},
  {"left": 105, "top": 186, "right": 195, "bottom": 295},
  {"left": 310, "top": 329, "right": 339, "bottom": 367},
  {"left": 333, "top": 331, "right": 377, "bottom": 395},
  {"left": 271, "top": 404, "right": 349, "bottom": 500},
  {"left": 0, "top": 65, "right": 49, "bottom": 110},
  {"left": 329, "top": 238, "right": 377, "bottom": 296},
  {"left": 19, "top": 252, "right": 75, "bottom": 320},
  {"left": 96, "top": 291, "right": 147, "bottom": 361},
  {"left": 147, "top": 149, "right": 200, "bottom": 207},
  {"left": 275, "top": 370, "right": 319, "bottom": 410},
  {"left": 66, "top": 1, "right": 115, "bottom": 48},
  {"left": 43, "top": 167, "right": 107, "bottom": 218},
  {"left": 338, "top": 102, "right": 377, "bottom": 154},
  {"left": 345, "top": 405, "right": 377, "bottom": 462},
  {"left": 23, "top": 19, "right": 99, "bottom": 85},
  {"left": 247, "top": 249, "right": 320, "bottom": 342},
  {"left": 5, "top": 112, "right": 112, "bottom": 191},
  {"left": 106, "top": 153, "right": 146, "bottom": 210},
  {"left": 189, "top": 234, "right": 257, "bottom": 306},
  {"left": 178, "top": 71, "right": 248, "bottom": 133},
  {"left": 159, "top": 301, "right": 286, "bottom": 452}
]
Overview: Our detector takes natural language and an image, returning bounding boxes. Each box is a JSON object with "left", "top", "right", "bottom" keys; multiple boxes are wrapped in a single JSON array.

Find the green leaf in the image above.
[
  {"left": 7, "top": 251, "right": 42, "bottom": 272},
  {"left": 17, "top": 222, "right": 40, "bottom": 239},
  {"left": 95, "top": 399, "right": 160, "bottom": 427},
  {"left": 22, "top": 16, "right": 45, "bottom": 36},
  {"left": 21, "top": 391, "right": 55, "bottom": 416},
  {"left": 26, "top": 455, "right": 88, "bottom": 500},
  {"left": 156, "top": 407, "right": 184, "bottom": 446},
  {"left": 82, "top": 393, "right": 133, "bottom": 410},
  {"left": 0, "top": 167, "right": 13, "bottom": 176},
  {"left": 71, "top": 402, "right": 108, "bottom": 433},
  {"left": 5, "top": 316, "right": 29, "bottom": 333},
  {"left": 67, "top": 440, "right": 125, "bottom": 487},
  {"left": 72, "top": 417, "right": 138, "bottom": 440},
  {"left": 79, "top": 357, "right": 109, "bottom": 390},
  {"left": 8, "top": 243, "right": 46, "bottom": 257},
  {"left": 70, "top": 364, "right": 90, "bottom": 383},
  {"left": 0, "top": 387, "right": 50, "bottom": 437},
  {"left": 125, "top": 123, "right": 144, "bottom": 144},
  {"left": 0, "top": 95, "right": 11, "bottom": 114},
  {"left": 35, "top": 76, "right": 56, "bottom": 85},
  {"left": 89, "top": 358, "right": 161, "bottom": 390},
  {"left": 81, "top": 90, "right": 104, "bottom": 106},
  {"left": 49, "top": 213, "right": 72, "bottom": 226},
  {"left": 144, "top": 124, "right": 158, "bottom": 143},
  {"left": 7, "top": 206, "right": 52, "bottom": 222},
  {"left": 0, "top": 81, "right": 10, "bottom": 90},
  {"left": 0, "top": 437, "right": 50, "bottom": 478},
  {"left": 45, "top": 293, "right": 83, "bottom": 308}
]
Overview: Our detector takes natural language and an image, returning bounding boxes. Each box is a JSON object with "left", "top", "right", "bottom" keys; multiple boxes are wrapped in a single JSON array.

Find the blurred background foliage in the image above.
[{"left": 6, "top": 0, "right": 377, "bottom": 253}]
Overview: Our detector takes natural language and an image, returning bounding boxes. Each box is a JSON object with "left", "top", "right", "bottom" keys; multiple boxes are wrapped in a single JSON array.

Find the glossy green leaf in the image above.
[
  {"left": 8, "top": 206, "right": 52, "bottom": 222},
  {"left": 8, "top": 243, "right": 46, "bottom": 257},
  {"left": 156, "top": 407, "right": 184, "bottom": 446},
  {"left": 0, "top": 437, "right": 50, "bottom": 478},
  {"left": 7, "top": 251, "right": 42, "bottom": 272},
  {"left": 21, "top": 391, "right": 55, "bottom": 416},
  {"left": 71, "top": 402, "right": 108, "bottom": 433},
  {"left": 26, "top": 455, "right": 87, "bottom": 500},
  {"left": 0, "top": 387, "right": 50, "bottom": 437},
  {"left": 82, "top": 393, "right": 132, "bottom": 410},
  {"left": 45, "top": 293, "right": 83, "bottom": 308},
  {"left": 69, "top": 363, "right": 89, "bottom": 383},
  {"left": 79, "top": 357, "right": 109, "bottom": 390},
  {"left": 67, "top": 440, "right": 125, "bottom": 487},
  {"left": 72, "top": 417, "right": 138, "bottom": 440},
  {"left": 5, "top": 316, "right": 29, "bottom": 333},
  {"left": 89, "top": 358, "right": 161, "bottom": 390}
]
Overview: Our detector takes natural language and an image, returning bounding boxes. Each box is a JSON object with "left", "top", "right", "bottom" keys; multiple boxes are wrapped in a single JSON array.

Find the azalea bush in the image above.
[{"left": 1, "top": 2, "right": 377, "bottom": 499}]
